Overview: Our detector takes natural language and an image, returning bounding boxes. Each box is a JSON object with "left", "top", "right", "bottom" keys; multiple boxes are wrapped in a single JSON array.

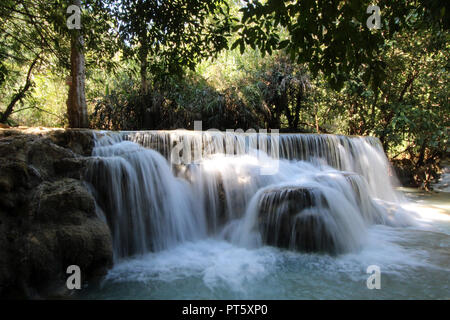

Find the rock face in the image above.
[
  {"left": 0, "top": 128, "right": 113, "bottom": 298},
  {"left": 257, "top": 187, "right": 338, "bottom": 254}
]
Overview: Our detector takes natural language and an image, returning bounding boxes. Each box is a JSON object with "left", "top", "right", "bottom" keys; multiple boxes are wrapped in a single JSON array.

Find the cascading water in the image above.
[
  {"left": 85, "top": 133, "right": 207, "bottom": 259},
  {"left": 81, "top": 130, "right": 450, "bottom": 300},
  {"left": 125, "top": 130, "right": 400, "bottom": 201},
  {"left": 84, "top": 130, "right": 413, "bottom": 259}
]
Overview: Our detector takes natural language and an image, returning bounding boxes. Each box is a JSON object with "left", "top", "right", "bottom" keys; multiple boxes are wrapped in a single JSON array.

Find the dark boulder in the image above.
[
  {"left": 28, "top": 138, "right": 76, "bottom": 180},
  {"left": 257, "top": 186, "right": 338, "bottom": 254},
  {"left": 23, "top": 184, "right": 113, "bottom": 296},
  {"left": 31, "top": 178, "right": 97, "bottom": 224},
  {"left": 47, "top": 129, "right": 95, "bottom": 156},
  {"left": 0, "top": 129, "right": 113, "bottom": 298}
]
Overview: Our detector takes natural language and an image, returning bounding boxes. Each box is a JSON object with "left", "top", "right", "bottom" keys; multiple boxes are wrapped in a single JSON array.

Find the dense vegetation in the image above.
[{"left": 0, "top": 0, "right": 448, "bottom": 188}]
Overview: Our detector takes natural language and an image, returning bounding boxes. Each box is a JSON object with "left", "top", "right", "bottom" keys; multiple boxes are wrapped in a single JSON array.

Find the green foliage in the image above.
[
  {"left": 0, "top": 0, "right": 118, "bottom": 124},
  {"left": 235, "top": 0, "right": 448, "bottom": 89},
  {"left": 110, "top": 0, "right": 235, "bottom": 82},
  {"left": 91, "top": 69, "right": 263, "bottom": 131},
  {"left": 0, "top": 0, "right": 448, "bottom": 186},
  {"left": 308, "top": 26, "right": 449, "bottom": 176}
]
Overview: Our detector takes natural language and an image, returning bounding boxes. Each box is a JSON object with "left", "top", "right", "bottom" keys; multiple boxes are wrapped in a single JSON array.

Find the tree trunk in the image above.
[
  {"left": 139, "top": 41, "right": 149, "bottom": 94},
  {"left": 292, "top": 88, "right": 303, "bottom": 129},
  {"left": 0, "top": 56, "right": 39, "bottom": 123},
  {"left": 348, "top": 101, "right": 357, "bottom": 135},
  {"left": 138, "top": 39, "right": 152, "bottom": 129},
  {"left": 416, "top": 139, "right": 428, "bottom": 168},
  {"left": 314, "top": 104, "right": 320, "bottom": 133},
  {"left": 67, "top": 0, "right": 89, "bottom": 128}
]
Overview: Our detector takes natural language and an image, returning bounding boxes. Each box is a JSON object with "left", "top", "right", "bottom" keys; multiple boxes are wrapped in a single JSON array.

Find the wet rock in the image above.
[
  {"left": 0, "top": 159, "right": 38, "bottom": 213},
  {"left": 0, "top": 217, "right": 14, "bottom": 296},
  {"left": 0, "top": 129, "right": 113, "bottom": 298},
  {"left": 47, "top": 129, "right": 95, "bottom": 156},
  {"left": 257, "top": 186, "right": 337, "bottom": 254},
  {"left": 31, "top": 179, "right": 96, "bottom": 224},
  {"left": 28, "top": 138, "right": 76, "bottom": 179},
  {"left": 23, "top": 217, "right": 113, "bottom": 296},
  {"left": 0, "top": 159, "right": 30, "bottom": 193},
  {"left": 53, "top": 157, "right": 91, "bottom": 180},
  {"left": 0, "top": 134, "right": 34, "bottom": 162}
]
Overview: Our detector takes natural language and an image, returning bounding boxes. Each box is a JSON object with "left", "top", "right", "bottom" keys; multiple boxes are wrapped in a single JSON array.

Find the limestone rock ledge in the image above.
[{"left": 0, "top": 128, "right": 113, "bottom": 298}]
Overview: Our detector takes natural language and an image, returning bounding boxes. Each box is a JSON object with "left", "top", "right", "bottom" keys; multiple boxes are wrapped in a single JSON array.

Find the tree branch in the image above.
[
  {"left": 11, "top": 106, "right": 63, "bottom": 120},
  {"left": 0, "top": 56, "right": 40, "bottom": 123}
]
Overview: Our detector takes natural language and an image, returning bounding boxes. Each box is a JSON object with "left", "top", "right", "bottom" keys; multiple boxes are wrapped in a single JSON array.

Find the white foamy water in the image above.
[
  {"left": 80, "top": 131, "right": 449, "bottom": 299},
  {"left": 83, "top": 218, "right": 449, "bottom": 299}
]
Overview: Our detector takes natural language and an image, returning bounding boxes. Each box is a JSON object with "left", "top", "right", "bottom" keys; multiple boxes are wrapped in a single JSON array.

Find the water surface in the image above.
[{"left": 81, "top": 190, "right": 449, "bottom": 300}]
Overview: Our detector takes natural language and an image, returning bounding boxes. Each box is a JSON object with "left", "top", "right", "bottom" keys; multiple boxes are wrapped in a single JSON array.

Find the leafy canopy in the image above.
[
  {"left": 234, "top": 0, "right": 448, "bottom": 89},
  {"left": 111, "top": 0, "right": 235, "bottom": 77}
]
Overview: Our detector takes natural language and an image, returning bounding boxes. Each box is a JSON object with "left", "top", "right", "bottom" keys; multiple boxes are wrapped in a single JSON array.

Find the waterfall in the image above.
[
  {"left": 84, "top": 130, "right": 414, "bottom": 259},
  {"left": 124, "top": 131, "right": 399, "bottom": 201},
  {"left": 85, "top": 134, "right": 206, "bottom": 259}
]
